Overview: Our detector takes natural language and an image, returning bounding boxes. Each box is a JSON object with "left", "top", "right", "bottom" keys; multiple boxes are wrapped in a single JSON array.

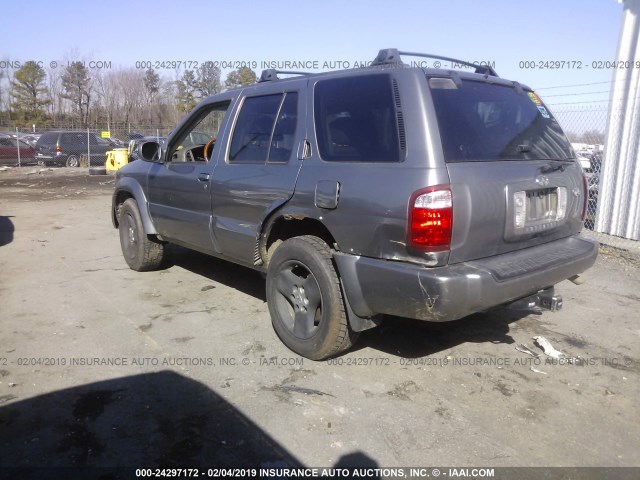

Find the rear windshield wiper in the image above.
[{"left": 541, "top": 158, "right": 574, "bottom": 173}]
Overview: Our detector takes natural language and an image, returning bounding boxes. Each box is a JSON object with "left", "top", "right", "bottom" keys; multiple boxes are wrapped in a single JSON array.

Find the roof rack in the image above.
[
  {"left": 372, "top": 48, "right": 499, "bottom": 77},
  {"left": 258, "top": 69, "right": 311, "bottom": 83}
]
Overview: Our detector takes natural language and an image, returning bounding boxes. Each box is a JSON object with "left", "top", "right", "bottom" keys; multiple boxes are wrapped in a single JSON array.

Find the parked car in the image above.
[
  {"left": 35, "top": 131, "right": 113, "bottom": 167},
  {"left": 0, "top": 136, "right": 36, "bottom": 166},
  {"left": 577, "top": 156, "right": 591, "bottom": 170},
  {"left": 106, "top": 137, "right": 126, "bottom": 148},
  {"left": 112, "top": 48, "right": 598, "bottom": 360},
  {"left": 128, "top": 133, "right": 145, "bottom": 142},
  {"left": 0, "top": 132, "right": 41, "bottom": 147}
]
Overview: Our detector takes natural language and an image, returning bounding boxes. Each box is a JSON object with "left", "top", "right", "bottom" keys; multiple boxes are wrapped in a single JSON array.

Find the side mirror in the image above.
[{"left": 138, "top": 141, "right": 163, "bottom": 162}]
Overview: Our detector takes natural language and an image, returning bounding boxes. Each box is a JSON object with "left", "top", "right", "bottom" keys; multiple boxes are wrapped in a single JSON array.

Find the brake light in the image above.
[
  {"left": 581, "top": 173, "right": 588, "bottom": 221},
  {"left": 55, "top": 145, "right": 61, "bottom": 155},
  {"left": 408, "top": 185, "right": 453, "bottom": 251}
]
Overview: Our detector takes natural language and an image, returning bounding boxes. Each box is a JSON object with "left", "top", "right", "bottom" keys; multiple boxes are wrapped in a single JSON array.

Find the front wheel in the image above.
[
  {"left": 118, "top": 198, "right": 165, "bottom": 271},
  {"left": 266, "top": 235, "right": 358, "bottom": 360}
]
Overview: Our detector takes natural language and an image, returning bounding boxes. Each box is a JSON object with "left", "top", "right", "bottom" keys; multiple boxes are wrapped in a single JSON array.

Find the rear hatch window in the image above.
[
  {"left": 429, "top": 78, "right": 573, "bottom": 162},
  {"left": 428, "top": 78, "right": 585, "bottom": 264}
]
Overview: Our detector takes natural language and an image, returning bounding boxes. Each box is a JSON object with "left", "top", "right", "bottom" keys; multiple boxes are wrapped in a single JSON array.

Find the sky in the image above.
[{"left": 0, "top": 0, "right": 625, "bottom": 109}]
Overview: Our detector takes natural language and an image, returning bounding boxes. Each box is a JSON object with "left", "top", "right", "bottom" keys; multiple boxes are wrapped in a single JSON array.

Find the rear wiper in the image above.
[
  {"left": 540, "top": 159, "right": 573, "bottom": 173},
  {"left": 517, "top": 144, "right": 532, "bottom": 153}
]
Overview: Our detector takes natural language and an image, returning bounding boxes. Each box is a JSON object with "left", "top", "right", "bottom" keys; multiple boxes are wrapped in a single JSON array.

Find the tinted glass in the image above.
[
  {"left": 268, "top": 92, "right": 298, "bottom": 163},
  {"left": 430, "top": 79, "right": 573, "bottom": 162},
  {"left": 60, "top": 133, "right": 87, "bottom": 146},
  {"left": 229, "top": 94, "right": 282, "bottom": 163},
  {"left": 314, "top": 74, "right": 401, "bottom": 162},
  {"left": 37, "top": 132, "right": 58, "bottom": 145}
]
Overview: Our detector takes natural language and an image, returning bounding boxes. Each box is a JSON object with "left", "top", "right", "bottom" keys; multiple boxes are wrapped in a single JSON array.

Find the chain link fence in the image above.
[
  {"left": 3, "top": 108, "right": 639, "bottom": 258},
  {"left": 1, "top": 122, "right": 174, "bottom": 167},
  {"left": 553, "top": 105, "right": 640, "bottom": 258}
]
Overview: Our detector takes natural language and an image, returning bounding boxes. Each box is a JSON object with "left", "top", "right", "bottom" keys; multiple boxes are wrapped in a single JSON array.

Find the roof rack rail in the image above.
[
  {"left": 372, "top": 48, "right": 499, "bottom": 77},
  {"left": 258, "top": 69, "right": 311, "bottom": 83}
]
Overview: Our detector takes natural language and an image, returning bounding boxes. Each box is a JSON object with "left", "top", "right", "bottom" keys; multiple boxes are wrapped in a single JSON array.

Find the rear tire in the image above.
[
  {"left": 118, "top": 198, "right": 165, "bottom": 271},
  {"left": 266, "top": 235, "right": 358, "bottom": 360},
  {"left": 66, "top": 155, "right": 80, "bottom": 168},
  {"left": 89, "top": 166, "right": 107, "bottom": 176}
]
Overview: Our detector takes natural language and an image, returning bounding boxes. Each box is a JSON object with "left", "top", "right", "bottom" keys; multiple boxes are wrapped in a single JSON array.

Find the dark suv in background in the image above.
[
  {"left": 113, "top": 49, "right": 598, "bottom": 360},
  {"left": 36, "top": 131, "right": 112, "bottom": 167}
]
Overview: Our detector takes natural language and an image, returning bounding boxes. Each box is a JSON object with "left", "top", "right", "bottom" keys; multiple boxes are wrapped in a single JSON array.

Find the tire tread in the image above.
[
  {"left": 120, "top": 198, "right": 165, "bottom": 271},
  {"left": 268, "top": 235, "right": 358, "bottom": 360}
]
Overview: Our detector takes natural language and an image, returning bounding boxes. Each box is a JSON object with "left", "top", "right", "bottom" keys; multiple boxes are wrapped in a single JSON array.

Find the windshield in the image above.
[{"left": 429, "top": 78, "right": 574, "bottom": 162}]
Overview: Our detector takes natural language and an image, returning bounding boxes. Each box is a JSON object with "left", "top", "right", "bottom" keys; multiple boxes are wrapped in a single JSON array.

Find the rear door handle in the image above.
[{"left": 198, "top": 173, "right": 210, "bottom": 182}]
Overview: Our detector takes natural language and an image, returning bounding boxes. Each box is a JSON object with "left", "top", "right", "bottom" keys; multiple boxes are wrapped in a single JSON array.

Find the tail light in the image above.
[
  {"left": 55, "top": 145, "right": 61, "bottom": 155},
  {"left": 581, "top": 173, "right": 588, "bottom": 221},
  {"left": 408, "top": 185, "right": 453, "bottom": 252}
]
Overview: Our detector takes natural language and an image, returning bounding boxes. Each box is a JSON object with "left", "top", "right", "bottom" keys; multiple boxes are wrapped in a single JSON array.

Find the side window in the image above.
[
  {"left": 268, "top": 93, "right": 298, "bottom": 163},
  {"left": 0, "top": 138, "right": 10, "bottom": 146},
  {"left": 61, "top": 133, "right": 86, "bottom": 146},
  {"left": 92, "top": 136, "right": 110, "bottom": 146},
  {"left": 60, "top": 133, "right": 73, "bottom": 145},
  {"left": 169, "top": 102, "right": 230, "bottom": 162},
  {"left": 38, "top": 133, "right": 57, "bottom": 145},
  {"left": 314, "top": 74, "right": 402, "bottom": 162},
  {"left": 229, "top": 94, "right": 283, "bottom": 163}
]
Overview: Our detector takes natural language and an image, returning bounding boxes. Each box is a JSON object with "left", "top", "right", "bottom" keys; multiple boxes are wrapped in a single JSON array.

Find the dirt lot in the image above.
[{"left": 0, "top": 168, "right": 639, "bottom": 476}]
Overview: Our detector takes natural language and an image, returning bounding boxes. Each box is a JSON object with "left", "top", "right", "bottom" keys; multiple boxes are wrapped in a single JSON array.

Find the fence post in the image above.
[
  {"left": 15, "top": 127, "right": 21, "bottom": 167},
  {"left": 87, "top": 128, "right": 91, "bottom": 168}
]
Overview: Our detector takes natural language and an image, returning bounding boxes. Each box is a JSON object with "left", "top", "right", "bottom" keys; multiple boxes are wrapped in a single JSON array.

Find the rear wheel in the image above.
[
  {"left": 118, "top": 198, "right": 165, "bottom": 271},
  {"left": 66, "top": 155, "right": 79, "bottom": 168},
  {"left": 266, "top": 235, "right": 358, "bottom": 360}
]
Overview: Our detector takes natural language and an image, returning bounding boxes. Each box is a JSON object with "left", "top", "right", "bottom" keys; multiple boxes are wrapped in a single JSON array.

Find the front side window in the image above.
[
  {"left": 169, "top": 102, "right": 230, "bottom": 162},
  {"left": 314, "top": 74, "right": 402, "bottom": 163}
]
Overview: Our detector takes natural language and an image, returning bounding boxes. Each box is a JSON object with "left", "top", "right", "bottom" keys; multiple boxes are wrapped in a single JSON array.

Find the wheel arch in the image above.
[
  {"left": 112, "top": 178, "right": 157, "bottom": 235},
  {"left": 259, "top": 209, "right": 337, "bottom": 268}
]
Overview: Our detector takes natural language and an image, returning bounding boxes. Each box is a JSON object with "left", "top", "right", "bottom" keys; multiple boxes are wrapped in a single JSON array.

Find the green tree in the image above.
[
  {"left": 144, "top": 68, "right": 160, "bottom": 104},
  {"left": 196, "top": 62, "right": 222, "bottom": 98},
  {"left": 225, "top": 66, "right": 257, "bottom": 90},
  {"left": 61, "top": 61, "right": 92, "bottom": 125},
  {"left": 175, "top": 70, "right": 198, "bottom": 112},
  {"left": 10, "top": 61, "right": 50, "bottom": 125}
]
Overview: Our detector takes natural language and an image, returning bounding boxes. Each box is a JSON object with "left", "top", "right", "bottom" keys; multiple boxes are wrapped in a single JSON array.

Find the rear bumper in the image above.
[{"left": 333, "top": 234, "right": 598, "bottom": 322}]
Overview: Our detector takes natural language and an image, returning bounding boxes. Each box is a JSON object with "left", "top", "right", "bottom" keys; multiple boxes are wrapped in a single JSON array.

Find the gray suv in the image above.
[{"left": 112, "top": 49, "right": 598, "bottom": 360}]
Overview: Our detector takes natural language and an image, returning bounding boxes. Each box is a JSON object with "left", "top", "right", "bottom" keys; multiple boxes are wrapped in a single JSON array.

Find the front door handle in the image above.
[{"left": 198, "top": 173, "right": 210, "bottom": 182}]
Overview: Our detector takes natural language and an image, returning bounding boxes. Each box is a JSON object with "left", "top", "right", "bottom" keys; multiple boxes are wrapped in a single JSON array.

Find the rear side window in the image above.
[
  {"left": 269, "top": 93, "right": 298, "bottom": 163},
  {"left": 60, "top": 133, "right": 87, "bottom": 146},
  {"left": 37, "top": 132, "right": 58, "bottom": 145},
  {"left": 429, "top": 79, "right": 573, "bottom": 162},
  {"left": 229, "top": 94, "right": 283, "bottom": 163},
  {"left": 314, "top": 74, "right": 402, "bottom": 162}
]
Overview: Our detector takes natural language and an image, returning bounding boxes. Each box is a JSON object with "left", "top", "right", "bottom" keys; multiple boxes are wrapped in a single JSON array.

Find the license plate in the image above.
[
  {"left": 513, "top": 187, "right": 566, "bottom": 233},
  {"left": 526, "top": 188, "right": 558, "bottom": 224}
]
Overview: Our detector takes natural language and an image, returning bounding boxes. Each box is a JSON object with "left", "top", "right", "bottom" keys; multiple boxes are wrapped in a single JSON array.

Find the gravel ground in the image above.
[{"left": 0, "top": 167, "right": 638, "bottom": 478}]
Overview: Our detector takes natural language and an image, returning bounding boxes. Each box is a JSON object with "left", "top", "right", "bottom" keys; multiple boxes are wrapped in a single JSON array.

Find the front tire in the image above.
[
  {"left": 266, "top": 235, "right": 358, "bottom": 360},
  {"left": 118, "top": 198, "right": 165, "bottom": 271}
]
